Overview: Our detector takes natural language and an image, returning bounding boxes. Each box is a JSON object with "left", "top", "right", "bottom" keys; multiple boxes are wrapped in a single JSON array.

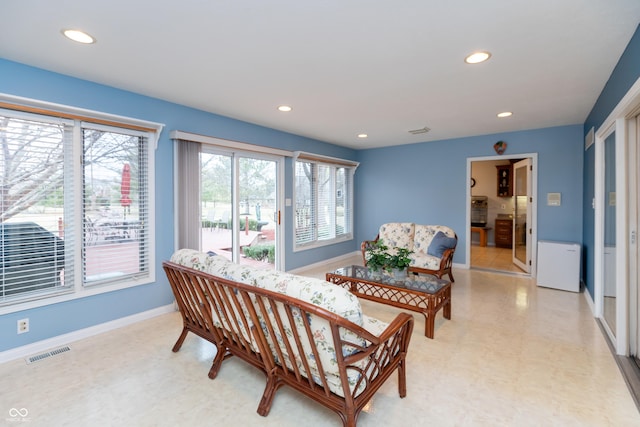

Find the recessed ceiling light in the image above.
[
  {"left": 357, "top": 134, "right": 368, "bottom": 138},
  {"left": 62, "top": 29, "right": 96, "bottom": 44},
  {"left": 464, "top": 51, "right": 491, "bottom": 64},
  {"left": 497, "top": 111, "right": 513, "bottom": 118},
  {"left": 277, "top": 105, "right": 292, "bottom": 112}
]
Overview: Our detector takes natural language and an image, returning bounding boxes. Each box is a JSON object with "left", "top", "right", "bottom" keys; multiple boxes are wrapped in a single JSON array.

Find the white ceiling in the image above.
[{"left": 1, "top": 1, "right": 640, "bottom": 149}]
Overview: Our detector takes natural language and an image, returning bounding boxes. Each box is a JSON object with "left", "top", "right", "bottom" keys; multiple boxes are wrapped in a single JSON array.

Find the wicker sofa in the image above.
[
  {"left": 163, "top": 249, "right": 414, "bottom": 427},
  {"left": 361, "top": 223, "right": 457, "bottom": 281}
]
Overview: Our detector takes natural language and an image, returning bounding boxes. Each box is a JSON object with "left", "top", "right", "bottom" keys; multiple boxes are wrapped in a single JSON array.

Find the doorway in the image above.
[{"left": 467, "top": 154, "right": 537, "bottom": 275}]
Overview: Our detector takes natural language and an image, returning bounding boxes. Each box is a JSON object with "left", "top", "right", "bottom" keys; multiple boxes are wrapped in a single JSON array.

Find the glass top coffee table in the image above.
[{"left": 326, "top": 265, "right": 451, "bottom": 339}]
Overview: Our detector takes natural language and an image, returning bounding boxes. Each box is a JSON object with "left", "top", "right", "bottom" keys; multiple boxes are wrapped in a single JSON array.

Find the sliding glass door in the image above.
[{"left": 200, "top": 149, "right": 281, "bottom": 269}]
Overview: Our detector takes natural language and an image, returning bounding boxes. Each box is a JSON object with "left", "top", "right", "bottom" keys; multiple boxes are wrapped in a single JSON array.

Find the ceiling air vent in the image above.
[{"left": 408, "top": 127, "right": 430, "bottom": 135}]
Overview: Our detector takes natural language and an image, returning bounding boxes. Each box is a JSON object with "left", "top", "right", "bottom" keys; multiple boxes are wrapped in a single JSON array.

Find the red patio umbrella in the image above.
[{"left": 120, "top": 163, "right": 132, "bottom": 217}]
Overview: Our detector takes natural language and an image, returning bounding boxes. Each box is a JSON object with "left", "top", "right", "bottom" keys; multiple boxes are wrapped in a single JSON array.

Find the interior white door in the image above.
[{"left": 512, "top": 158, "right": 532, "bottom": 272}]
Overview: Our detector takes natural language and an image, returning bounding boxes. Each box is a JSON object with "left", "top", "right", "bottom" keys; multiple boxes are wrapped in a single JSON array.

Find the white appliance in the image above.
[{"left": 536, "top": 240, "right": 581, "bottom": 292}]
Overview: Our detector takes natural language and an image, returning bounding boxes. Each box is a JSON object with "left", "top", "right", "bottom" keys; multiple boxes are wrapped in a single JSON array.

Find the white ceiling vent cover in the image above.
[
  {"left": 25, "top": 346, "right": 71, "bottom": 364},
  {"left": 408, "top": 127, "right": 431, "bottom": 135}
]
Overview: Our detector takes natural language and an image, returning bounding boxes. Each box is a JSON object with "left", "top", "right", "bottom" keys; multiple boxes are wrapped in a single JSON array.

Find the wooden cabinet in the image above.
[
  {"left": 496, "top": 164, "right": 512, "bottom": 197},
  {"left": 494, "top": 218, "right": 513, "bottom": 248}
]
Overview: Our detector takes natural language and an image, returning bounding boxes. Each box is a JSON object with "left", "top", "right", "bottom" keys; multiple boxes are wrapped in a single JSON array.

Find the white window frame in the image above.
[
  {"left": 0, "top": 94, "right": 163, "bottom": 315},
  {"left": 293, "top": 151, "right": 357, "bottom": 251}
]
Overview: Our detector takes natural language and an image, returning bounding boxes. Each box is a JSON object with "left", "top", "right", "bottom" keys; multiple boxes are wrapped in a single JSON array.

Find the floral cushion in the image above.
[
  {"left": 234, "top": 269, "right": 370, "bottom": 397},
  {"left": 371, "top": 224, "right": 456, "bottom": 271},
  {"left": 409, "top": 253, "right": 442, "bottom": 270},
  {"left": 412, "top": 224, "right": 456, "bottom": 264},
  {"left": 170, "top": 248, "right": 213, "bottom": 271},
  {"left": 321, "top": 314, "right": 390, "bottom": 397},
  {"left": 378, "top": 223, "right": 415, "bottom": 251},
  {"left": 171, "top": 249, "right": 258, "bottom": 351},
  {"left": 170, "top": 248, "right": 381, "bottom": 398}
]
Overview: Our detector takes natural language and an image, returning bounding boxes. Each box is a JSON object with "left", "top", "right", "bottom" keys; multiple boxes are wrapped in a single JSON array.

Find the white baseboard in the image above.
[
  {"left": 0, "top": 303, "right": 176, "bottom": 364},
  {"left": 583, "top": 284, "right": 595, "bottom": 315},
  {"left": 288, "top": 251, "right": 361, "bottom": 275},
  {"left": 452, "top": 262, "right": 465, "bottom": 270}
]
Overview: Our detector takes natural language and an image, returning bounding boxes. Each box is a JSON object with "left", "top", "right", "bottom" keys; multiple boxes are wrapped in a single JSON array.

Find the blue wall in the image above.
[
  {"left": 582, "top": 24, "right": 640, "bottom": 298},
  {"left": 0, "top": 58, "right": 356, "bottom": 352},
  {"left": 2, "top": 16, "right": 637, "bottom": 353},
  {"left": 355, "top": 125, "right": 584, "bottom": 264}
]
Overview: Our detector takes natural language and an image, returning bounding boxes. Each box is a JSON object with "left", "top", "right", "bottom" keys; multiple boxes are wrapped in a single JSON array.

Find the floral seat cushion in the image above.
[
  {"left": 170, "top": 248, "right": 384, "bottom": 398},
  {"left": 412, "top": 225, "right": 456, "bottom": 269},
  {"left": 171, "top": 249, "right": 259, "bottom": 351}
]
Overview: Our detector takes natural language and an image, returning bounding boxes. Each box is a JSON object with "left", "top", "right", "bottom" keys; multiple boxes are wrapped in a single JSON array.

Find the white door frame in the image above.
[
  {"left": 594, "top": 76, "right": 640, "bottom": 355},
  {"left": 466, "top": 153, "right": 538, "bottom": 276},
  {"left": 631, "top": 114, "right": 639, "bottom": 359}
]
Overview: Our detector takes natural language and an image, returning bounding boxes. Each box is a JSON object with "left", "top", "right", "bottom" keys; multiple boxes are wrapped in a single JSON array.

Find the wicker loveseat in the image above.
[
  {"left": 361, "top": 223, "right": 457, "bottom": 281},
  {"left": 163, "top": 249, "right": 414, "bottom": 427}
]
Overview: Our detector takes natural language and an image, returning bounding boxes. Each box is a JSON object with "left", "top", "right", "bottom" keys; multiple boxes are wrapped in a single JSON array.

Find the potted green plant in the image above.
[{"left": 365, "top": 240, "right": 413, "bottom": 278}]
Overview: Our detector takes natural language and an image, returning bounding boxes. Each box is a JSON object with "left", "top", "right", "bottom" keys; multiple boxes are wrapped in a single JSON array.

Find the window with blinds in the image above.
[
  {"left": 82, "top": 126, "right": 150, "bottom": 286},
  {"left": 0, "top": 107, "right": 155, "bottom": 308},
  {"left": 294, "top": 156, "right": 354, "bottom": 248},
  {"left": 0, "top": 113, "right": 74, "bottom": 301}
]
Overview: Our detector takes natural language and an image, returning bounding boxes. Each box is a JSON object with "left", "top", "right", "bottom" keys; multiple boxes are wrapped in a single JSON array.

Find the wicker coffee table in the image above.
[{"left": 326, "top": 265, "right": 451, "bottom": 339}]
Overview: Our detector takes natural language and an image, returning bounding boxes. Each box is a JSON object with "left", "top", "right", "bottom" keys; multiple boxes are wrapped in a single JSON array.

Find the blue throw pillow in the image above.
[{"left": 427, "top": 231, "right": 457, "bottom": 258}]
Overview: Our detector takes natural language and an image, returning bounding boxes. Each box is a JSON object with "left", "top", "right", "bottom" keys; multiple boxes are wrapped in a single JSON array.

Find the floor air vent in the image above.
[{"left": 26, "top": 346, "right": 71, "bottom": 364}]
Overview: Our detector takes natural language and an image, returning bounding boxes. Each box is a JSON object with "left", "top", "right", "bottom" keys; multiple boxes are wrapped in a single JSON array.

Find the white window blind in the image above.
[
  {"left": 82, "top": 126, "right": 150, "bottom": 286},
  {"left": 0, "top": 114, "right": 74, "bottom": 301},
  {"left": 294, "top": 153, "right": 355, "bottom": 249}
]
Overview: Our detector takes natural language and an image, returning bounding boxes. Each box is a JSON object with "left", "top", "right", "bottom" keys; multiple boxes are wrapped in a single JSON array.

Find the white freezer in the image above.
[{"left": 536, "top": 240, "right": 581, "bottom": 292}]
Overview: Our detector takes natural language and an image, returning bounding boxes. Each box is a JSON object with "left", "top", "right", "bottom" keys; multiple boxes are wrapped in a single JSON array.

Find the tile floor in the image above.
[
  {"left": 1, "top": 255, "right": 639, "bottom": 426},
  {"left": 470, "top": 244, "right": 527, "bottom": 274}
]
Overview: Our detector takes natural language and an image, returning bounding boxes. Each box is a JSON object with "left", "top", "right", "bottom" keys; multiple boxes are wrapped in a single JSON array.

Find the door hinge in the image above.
[
  {"left": 529, "top": 260, "right": 532, "bottom": 265},
  {"left": 632, "top": 230, "right": 637, "bottom": 245},
  {"left": 529, "top": 228, "right": 532, "bottom": 234}
]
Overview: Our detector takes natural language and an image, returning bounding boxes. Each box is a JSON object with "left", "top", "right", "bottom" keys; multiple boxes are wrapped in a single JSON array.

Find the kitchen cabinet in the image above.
[
  {"left": 496, "top": 164, "right": 512, "bottom": 197},
  {"left": 495, "top": 218, "right": 513, "bottom": 248}
]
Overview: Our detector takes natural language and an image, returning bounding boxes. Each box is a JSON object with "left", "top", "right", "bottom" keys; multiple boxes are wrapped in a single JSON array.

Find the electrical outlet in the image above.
[
  {"left": 17, "top": 318, "right": 29, "bottom": 334},
  {"left": 501, "top": 204, "right": 506, "bottom": 210}
]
